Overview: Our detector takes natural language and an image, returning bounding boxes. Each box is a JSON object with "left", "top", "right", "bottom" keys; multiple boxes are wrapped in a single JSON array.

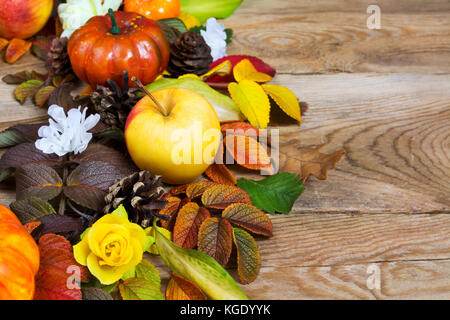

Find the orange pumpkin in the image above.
[
  {"left": 68, "top": 9, "right": 170, "bottom": 89},
  {"left": 0, "top": 204, "right": 40, "bottom": 300}
]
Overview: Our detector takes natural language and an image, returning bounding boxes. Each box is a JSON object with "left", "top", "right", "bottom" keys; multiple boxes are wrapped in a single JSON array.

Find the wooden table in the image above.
[{"left": 1, "top": 0, "right": 449, "bottom": 299}]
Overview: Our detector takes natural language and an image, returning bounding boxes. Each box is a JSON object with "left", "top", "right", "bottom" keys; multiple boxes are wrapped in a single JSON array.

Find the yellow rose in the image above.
[{"left": 73, "top": 214, "right": 147, "bottom": 285}]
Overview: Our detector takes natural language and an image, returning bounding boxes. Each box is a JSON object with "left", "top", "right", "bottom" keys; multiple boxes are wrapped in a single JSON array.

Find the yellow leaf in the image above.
[
  {"left": 262, "top": 84, "right": 301, "bottom": 123},
  {"left": 200, "top": 60, "right": 232, "bottom": 80},
  {"left": 233, "top": 59, "right": 273, "bottom": 83},
  {"left": 178, "top": 12, "right": 201, "bottom": 30},
  {"left": 228, "top": 80, "right": 270, "bottom": 129}
]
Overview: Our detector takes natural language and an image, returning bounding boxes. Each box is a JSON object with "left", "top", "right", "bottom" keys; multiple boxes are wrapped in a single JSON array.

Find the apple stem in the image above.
[
  {"left": 108, "top": 9, "right": 120, "bottom": 34},
  {"left": 132, "top": 76, "right": 168, "bottom": 116}
]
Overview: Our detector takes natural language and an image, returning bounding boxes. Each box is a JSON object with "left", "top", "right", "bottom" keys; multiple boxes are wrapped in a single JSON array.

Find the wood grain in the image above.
[{"left": 227, "top": 1, "right": 450, "bottom": 73}]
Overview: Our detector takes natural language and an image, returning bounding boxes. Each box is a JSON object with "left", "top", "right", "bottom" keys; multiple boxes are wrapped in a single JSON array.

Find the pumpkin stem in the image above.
[
  {"left": 132, "top": 76, "right": 169, "bottom": 116},
  {"left": 108, "top": 8, "right": 120, "bottom": 34}
]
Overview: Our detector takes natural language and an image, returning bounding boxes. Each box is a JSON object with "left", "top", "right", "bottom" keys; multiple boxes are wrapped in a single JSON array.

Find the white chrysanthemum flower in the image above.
[
  {"left": 35, "top": 105, "right": 100, "bottom": 157},
  {"left": 200, "top": 18, "right": 228, "bottom": 62},
  {"left": 58, "top": 0, "right": 122, "bottom": 39}
]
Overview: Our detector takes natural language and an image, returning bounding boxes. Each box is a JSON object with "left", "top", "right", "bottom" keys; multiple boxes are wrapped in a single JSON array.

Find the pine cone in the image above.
[
  {"left": 167, "top": 31, "right": 213, "bottom": 77},
  {"left": 48, "top": 37, "right": 71, "bottom": 76},
  {"left": 104, "top": 171, "right": 169, "bottom": 228},
  {"left": 91, "top": 70, "right": 141, "bottom": 129}
]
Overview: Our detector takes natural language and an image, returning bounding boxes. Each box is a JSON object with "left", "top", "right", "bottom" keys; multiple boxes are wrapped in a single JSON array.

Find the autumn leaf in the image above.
[
  {"left": 14, "top": 79, "right": 43, "bottom": 104},
  {"left": 277, "top": 141, "right": 346, "bottom": 182},
  {"left": 5, "top": 38, "right": 32, "bottom": 64},
  {"left": 0, "top": 38, "right": 9, "bottom": 51},
  {"left": 233, "top": 228, "right": 261, "bottom": 284},
  {"left": 201, "top": 184, "right": 252, "bottom": 210},
  {"left": 228, "top": 80, "right": 271, "bottom": 129},
  {"left": 237, "top": 172, "right": 305, "bottom": 214},
  {"left": 34, "top": 86, "right": 56, "bottom": 108},
  {"left": 222, "top": 203, "right": 273, "bottom": 236},
  {"left": 185, "top": 181, "right": 217, "bottom": 199},
  {"left": 23, "top": 221, "right": 41, "bottom": 233},
  {"left": 34, "top": 234, "right": 89, "bottom": 300},
  {"left": 224, "top": 134, "right": 272, "bottom": 172},
  {"left": 233, "top": 59, "right": 273, "bottom": 83},
  {"left": 119, "top": 278, "right": 164, "bottom": 300},
  {"left": 220, "top": 120, "right": 261, "bottom": 138},
  {"left": 262, "top": 84, "right": 301, "bottom": 123},
  {"left": 159, "top": 196, "right": 182, "bottom": 231},
  {"left": 170, "top": 184, "right": 188, "bottom": 195},
  {"left": 198, "top": 217, "right": 233, "bottom": 266},
  {"left": 15, "top": 163, "right": 63, "bottom": 201},
  {"left": 205, "top": 164, "right": 237, "bottom": 185},
  {"left": 166, "top": 273, "right": 207, "bottom": 300},
  {"left": 10, "top": 196, "right": 56, "bottom": 224},
  {"left": 173, "top": 202, "right": 210, "bottom": 249}
]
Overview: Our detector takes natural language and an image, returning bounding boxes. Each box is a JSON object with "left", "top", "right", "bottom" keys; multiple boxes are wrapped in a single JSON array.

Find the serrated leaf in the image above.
[
  {"left": 119, "top": 278, "right": 164, "bottom": 300},
  {"left": 173, "top": 202, "right": 210, "bottom": 249},
  {"left": 64, "top": 161, "right": 124, "bottom": 211},
  {"left": 228, "top": 80, "right": 270, "bottom": 129},
  {"left": 0, "top": 143, "right": 59, "bottom": 174},
  {"left": 146, "top": 77, "right": 243, "bottom": 121},
  {"left": 233, "top": 59, "right": 273, "bottom": 83},
  {"left": 205, "top": 164, "right": 237, "bottom": 185},
  {"left": 34, "top": 234, "right": 89, "bottom": 300},
  {"left": 224, "top": 134, "right": 272, "bottom": 172},
  {"left": 222, "top": 203, "right": 273, "bottom": 236},
  {"left": 185, "top": 181, "right": 216, "bottom": 198},
  {"left": 159, "top": 18, "right": 188, "bottom": 33},
  {"left": 82, "top": 287, "right": 113, "bottom": 300},
  {"left": 159, "top": 196, "right": 182, "bottom": 231},
  {"left": 154, "top": 222, "right": 248, "bottom": 300},
  {"left": 236, "top": 172, "right": 304, "bottom": 214},
  {"left": 135, "top": 260, "right": 161, "bottom": 288},
  {"left": 34, "top": 85, "right": 55, "bottom": 108},
  {"left": 201, "top": 184, "right": 252, "bottom": 209},
  {"left": 262, "top": 84, "right": 301, "bottom": 123},
  {"left": 14, "top": 79, "right": 43, "bottom": 104},
  {"left": 166, "top": 273, "right": 207, "bottom": 300},
  {"left": 232, "top": 227, "right": 261, "bottom": 284},
  {"left": 16, "top": 163, "right": 63, "bottom": 200},
  {"left": 198, "top": 217, "right": 233, "bottom": 266},
  {"left": 9, "top": 196, "right": 56, "bottom": 224},
  {"left": 5, "top": 38, "right": 32, "bottom": 64}
]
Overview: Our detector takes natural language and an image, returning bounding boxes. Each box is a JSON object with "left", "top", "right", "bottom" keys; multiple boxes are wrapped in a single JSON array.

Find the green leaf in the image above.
[
  {"left": 153, "top": 220, "right": 247, "bottom": 300},
  {"left": 2, "top": 71, "right": 34, "bottom": 84},
  {"left": 14, "top": 79, "right": 43, "bottom": 104},
  {"left": 135, "top": 260, "right": 161, "bottom": 288},
  {"left": 180, "top": 0, "right": 243, "bottom": 24},
  {"left": 82, "top": 287, "right": 113, "bottom": 300},
  {"left": 159, "top": 18, "right": 187, "bottom": 33},
  {"left": 146, "top": 77, "right": 243, "bottom": 122},
  {"left": 232, "top": 227, "right": 261, "bottom": 284},
  {"left": 111, "top": 204, "right": 128, "bottom": 219},
  {"left": 9, "top": 196, "right": 56, "bottom": 224},
  {"left": 119, "top": 278, "right": 164, "bottom": 300},
  {"left": 237, "top": 172, "right": 305, "bottom": 214},
  {"left": 121, "top": 267, "right": 136, "bottom": 281},
  {"left": 0, "top": 127, "right": 30, "bottom": 148},
  {"left": 0, "top": 168, "right": 14, "bottom": 183}
]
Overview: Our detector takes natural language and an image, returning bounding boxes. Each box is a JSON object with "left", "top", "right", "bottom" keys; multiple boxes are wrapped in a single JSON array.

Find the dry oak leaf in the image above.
[
  {"left": 205, "top": 163, "right": 237, "bottom": 186},
  {"left": 5, "top": 39, "right": 32, "bottom": 64},
  {"left": 173, "top": 202, "right": 210, "bottom": 249},
  {"left": 198, "top": 217, "right": 233, "bottom": 267},
  {"left": 185, "top": 181, "right": 217, "bottom": 199},
  {"left": 277, "top": 140, "right": 346, "bottom": 182},
  {"left": 34, "top": 234, "right": 89, "bottom": 300},
  {"left": 224, "top": 134, "right": 272, "bottom": 173},
  {"left": 166, "top": 273, "right": 207, "bottom": 300},
  {"left": 222, "top": 203, "right": 273, "bottom": 237},
  {"left": 233, "top": 227, "right": 261, "bottom": 284},
  {"left": 201, "top": 184, "right": 252, "bottom": 210}
]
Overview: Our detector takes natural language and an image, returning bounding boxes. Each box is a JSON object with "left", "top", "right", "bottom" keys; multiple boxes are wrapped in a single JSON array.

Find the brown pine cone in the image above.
[
  {"left": 104, "top": 171, "right": 169, "bottom": 228},
  {"left": 167, "top": 31, "right": 213, "bottom": 77},
  {"left": 48, "top": 37, "right": 71, "bottom": 76},
  {"left": 91, "top": 70, "right": 141, "bottom": 129}
]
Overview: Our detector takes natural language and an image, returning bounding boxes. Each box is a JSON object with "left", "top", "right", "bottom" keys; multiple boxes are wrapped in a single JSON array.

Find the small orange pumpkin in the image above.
[{"left": 0, "top": 204, "right": 40, "bottom": 300}]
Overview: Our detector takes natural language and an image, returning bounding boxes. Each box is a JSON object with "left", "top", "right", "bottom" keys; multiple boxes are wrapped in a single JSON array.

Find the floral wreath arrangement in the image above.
[{"left": 0, "top": 0, "right": 345, "bottom": 300}]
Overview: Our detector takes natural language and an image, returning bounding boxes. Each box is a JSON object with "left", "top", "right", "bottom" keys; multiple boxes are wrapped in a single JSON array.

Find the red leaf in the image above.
[
  {"left": 207, "top": 55, "right": 276, "bottom": 88},
  {"left": 34, "top": 234, "right": 89, "bottom": 300},
  {"left": 198, "top": 217, "right": 233, "bottom": 266},
  {"left": 173, "top": 203, "right": 210, "bottom": 249},
  {"left": 159, "top": 196, "right": 182, "bottom": 231},
  {"left": 5, "top": 39, "right": 32, "bottom": 64},
  {"left": 23, "top": 221, "right": 41, "bottom": 233},
  {"left": 165, "top": 273, "right": 207, "bottom": 300},
  {"left": 205, "top": 164, "right": 237, "bottom": 186},
  {"left": 201, "top": 184, "right": 252, "bottom": 210}
]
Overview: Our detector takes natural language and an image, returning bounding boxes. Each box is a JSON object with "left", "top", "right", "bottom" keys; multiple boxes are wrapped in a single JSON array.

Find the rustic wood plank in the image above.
[{"left": 226, "top": 0, "right": 450, "bottom": 73}]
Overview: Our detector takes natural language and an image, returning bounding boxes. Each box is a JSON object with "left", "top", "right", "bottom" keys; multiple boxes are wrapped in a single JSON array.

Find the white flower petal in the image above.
[{"left": 201, "top": 18, "right": 228, "bottom": 62}]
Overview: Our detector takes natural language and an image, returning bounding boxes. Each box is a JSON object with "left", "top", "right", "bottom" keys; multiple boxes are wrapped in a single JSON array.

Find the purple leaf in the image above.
[
  {"left": 16, "top": 163, "right": 63, "bottom": 200},
  {"left": 0, "top": 142, "right": 60, "bottom": 171}
]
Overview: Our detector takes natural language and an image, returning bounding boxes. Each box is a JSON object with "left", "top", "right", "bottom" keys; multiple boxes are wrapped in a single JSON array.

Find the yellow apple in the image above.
[{"left": 125, "top": 88, "right": 221, "bottom": 184}]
